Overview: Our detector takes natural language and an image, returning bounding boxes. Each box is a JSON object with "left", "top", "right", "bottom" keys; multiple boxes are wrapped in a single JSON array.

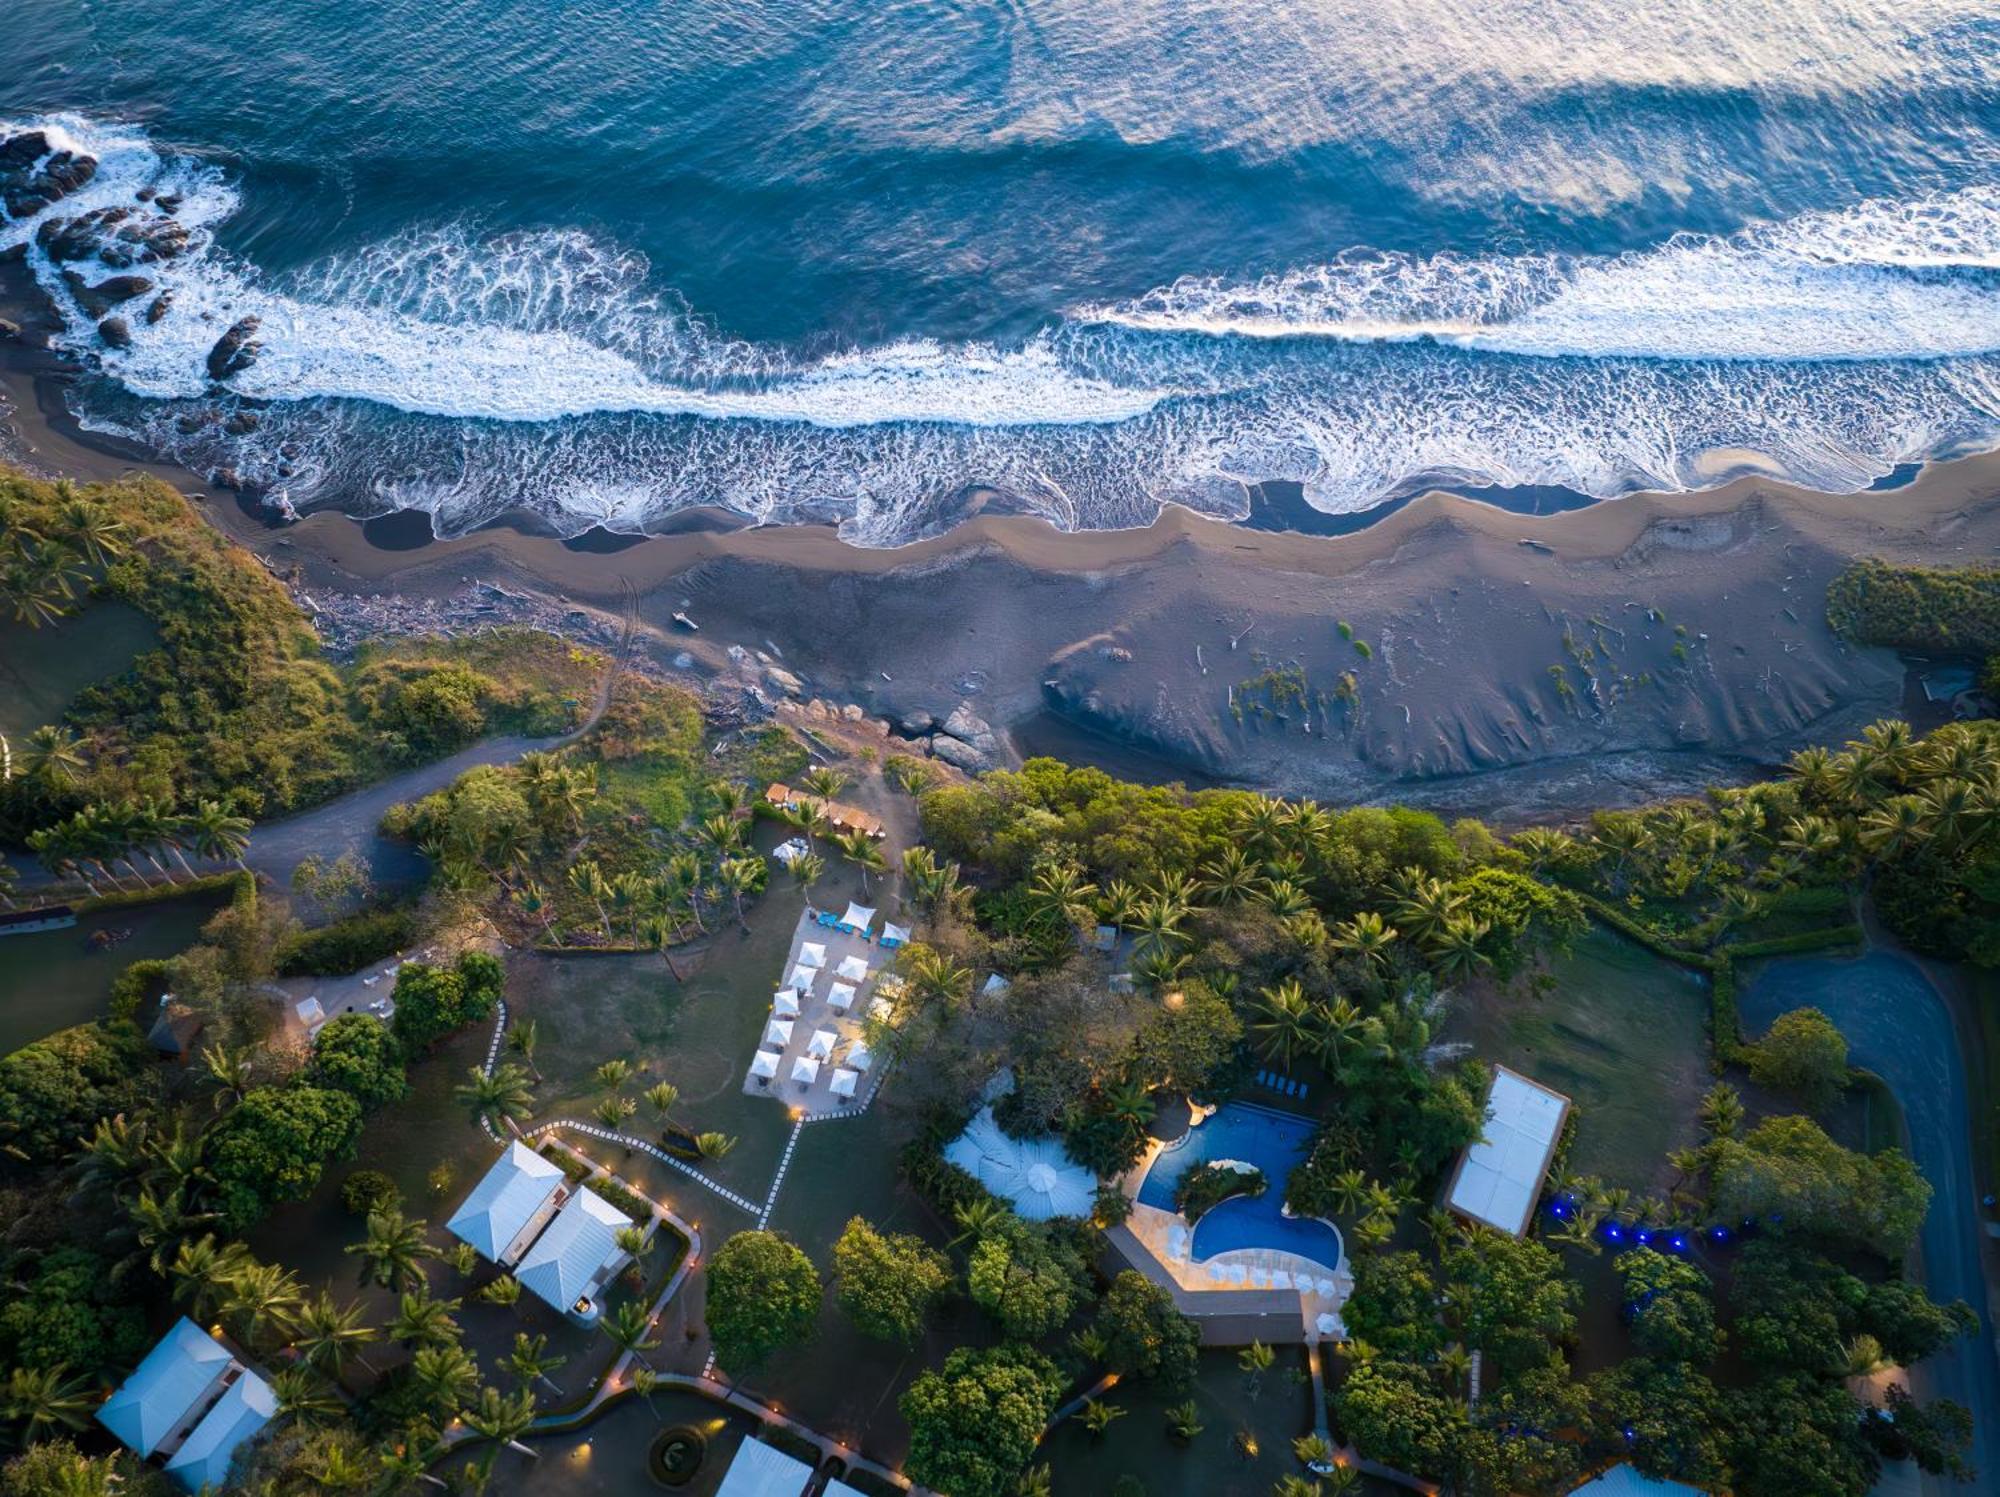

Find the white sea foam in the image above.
[{"left": 8, "top": 114, "right": 2000, "bottom": 546}]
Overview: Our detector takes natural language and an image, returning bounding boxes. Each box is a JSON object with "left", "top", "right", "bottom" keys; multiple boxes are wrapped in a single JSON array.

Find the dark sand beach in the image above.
[{"left": 4, "top": 270, "right": 1995, "bottom": 822}]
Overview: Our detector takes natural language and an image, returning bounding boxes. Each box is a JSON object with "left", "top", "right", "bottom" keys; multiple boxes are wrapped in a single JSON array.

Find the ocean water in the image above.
[{"left": 1, "top": 0, "right": 1998, "bottom": 544}]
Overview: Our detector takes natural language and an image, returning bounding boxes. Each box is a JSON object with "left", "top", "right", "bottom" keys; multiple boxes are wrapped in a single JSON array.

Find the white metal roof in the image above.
[
  {"left": 515, "top": 1189, "right": 628, "bottom": 1312},
  {"left": 162, "top": 1370, "right": 276, "bottom": 1491},
  {"left": 1567, "top": 1464, "right": 1706, "bottom": 1497},
  {"left": 715, "top": 1438, "right": 813, "bottom": 1497},
  {"left": 447, "top": 1141, "right": 567, "bottom": 1261},
  {"left": 97, "top": 1318, "right": 235, "bottom": 1456},
  {"left": 1447, "top": 1065, "right": 1570, "bottom": 1237}
]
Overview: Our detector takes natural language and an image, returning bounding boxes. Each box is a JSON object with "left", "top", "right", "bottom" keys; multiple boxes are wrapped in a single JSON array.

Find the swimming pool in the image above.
[{"left": 1137, "top": 1103, "right": 1343, "bottom": 1272}]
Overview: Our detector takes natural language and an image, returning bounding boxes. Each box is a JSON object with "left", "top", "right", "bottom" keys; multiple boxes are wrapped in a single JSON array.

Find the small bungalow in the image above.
[
  {"left": 147, "top": 997, "right": 206, "bottom": 1059},
  {"left": 447, "top": 1141, "right": 632, "bottom": 1324},
  {"left": 762, "top": 783, "right": 886, "bottom": 840},
  {"left": 447, "top": 1140, "right": 570, "bottom": 1267},
  {"left": 514, "top": 1188, "right": 633, "bottom": 1325},
  {"left": 714, "top": 1437, "right": 815, "bottom": 1497},
  {"left": 97, "top": 1318, "right": 275, "bottom": 1492}
]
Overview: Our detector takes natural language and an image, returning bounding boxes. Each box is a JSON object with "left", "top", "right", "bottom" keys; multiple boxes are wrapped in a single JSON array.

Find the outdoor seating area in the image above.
[
  {"left": 763, "top": 782, "right": 886, "bottom": 840},
  {"left": 1122, "top": 1196, "right": 1355, "bottom": 1338},
  {"left": 743, "top": 906, "right": 897, "bottom": 1115}
]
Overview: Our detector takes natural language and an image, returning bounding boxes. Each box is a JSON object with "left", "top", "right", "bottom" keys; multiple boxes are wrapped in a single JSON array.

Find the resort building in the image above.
[
  {"left": 96, "top": 1318, "right": 276, "bottom": 1492},
  {"left": 1566, "top": 1463, "right": 1706, "bottom": 1496},
  {"left": 944, "top": 1107, "right": 1096, "bottom": 1221},
  {"left": 447, "top": 1142, "right": 633, "bottom": 1324},
  {"left": 713, "top": 1437, "right": 815, "bottom": 1497},
  {"left": 1445, "top": 1064, "right": 1572, "bottom": 1237},
  {"left": 761, "top": 782, "right": 885, "bottom": 839}
]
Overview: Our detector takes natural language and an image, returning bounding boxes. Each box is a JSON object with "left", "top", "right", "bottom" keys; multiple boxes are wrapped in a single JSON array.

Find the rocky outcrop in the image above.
[
  {"left": 145, "top": 292, "right": 174, "bottom": 325},
  {"left": 62, "top": 270, "right": 153, "bottom": 319},
  {"left": 0, "top": 318, "right": 20, "bottom": 343},
  {"left": 929, "top": 734, "right": 990, "bottom": 772},
  {"left": 206, "top": 317, "right": 263, "bottom": 382},
  {"left": 97, "top": 317, "right": 133, "bottom": 351},
  {"left": 0, "top": 128, "right": 96, "bottom": 220},
  {"left": 929, "top": 700, "right": 1001, "bottom": 770}
]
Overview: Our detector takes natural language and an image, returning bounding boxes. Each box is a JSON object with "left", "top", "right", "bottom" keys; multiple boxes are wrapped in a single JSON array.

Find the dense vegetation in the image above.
[
  {"left": 1828, "top": 557, "right": 2000, "bottom": 659},
  {"left": 0, "top": 468, "right": 601, "bottom": 856}
]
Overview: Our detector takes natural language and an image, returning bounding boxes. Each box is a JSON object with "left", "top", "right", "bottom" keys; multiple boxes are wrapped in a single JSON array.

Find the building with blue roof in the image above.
[
  {"left": 446, "top": 1139, "right": 568, "bottom": 1265},
  {"left": 516, "top": 1186, "right": 631, "bottom": 1324},
  {"left": 97, "top": 1318, "right": 274, "bottom": 1491}
]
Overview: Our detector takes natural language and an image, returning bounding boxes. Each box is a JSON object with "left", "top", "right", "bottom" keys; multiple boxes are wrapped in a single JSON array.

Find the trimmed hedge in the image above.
[
  {"left": 73, "top": 871, "right": 244, "bottom": 915},
  {"left": 277, "top": 908, "right": 418, "bottom": 977}
]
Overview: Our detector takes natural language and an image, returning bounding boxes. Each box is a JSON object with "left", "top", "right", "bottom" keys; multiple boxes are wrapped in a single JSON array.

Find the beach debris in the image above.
[
  {"left": 673, "top": 652, "right": 694, "bottom": 670},
  {"left": 880, "top": 670, "right": 892, "bottom": 681},
  {"left": 1228, "top": 621, "right": 1255, "bottom": 649},
  {"left": 1516, "top": 537, "right": 1555, "bottom": 553},
  {"left": 672, "top": 610, "right": 700, "bottom": 630}
]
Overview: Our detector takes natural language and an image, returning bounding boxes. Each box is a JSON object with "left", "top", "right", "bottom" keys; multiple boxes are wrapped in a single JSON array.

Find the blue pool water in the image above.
[{"left": 1138, "top": 1103, "right": 1343, "bottom": 1272}]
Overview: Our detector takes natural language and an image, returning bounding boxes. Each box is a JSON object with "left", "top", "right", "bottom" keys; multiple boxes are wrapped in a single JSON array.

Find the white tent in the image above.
[
  {"left": 749, "top": 1050, "right": 781, "bottom": 1081},
  {"left": 1446, "top": 1065, "right": 1570, "bottom": 1237},
  {"left": 942, "top": 1107, "right": 1096, "bottom": 1221},
  {"left": 772, "top": 989, "right": 801, "bottom": 1019},
  {"left": 845, "top": 1038, "right": 874, "bottom": 1072},
  {"left": 880, "top": 921, "right": 912, "bottom": 948},
  {"left": 799, "top": 941, "right": 828, "bottom": 968},
  {"left": 839, "top": 902, "right": 875, "bottom": 933},
  {"left": 829, "top": 1067, "right": 859, "bottom": 1098},
  {"left": 836, "top": 954, "right": 870, "bottom": 982},
  {"left": 790, "top": 1055, "right": 821, "bottom": 1086},
  {"left": 762, "top": 1017, "right": 794, "bottom": 1048},
  {"left": 806, "top": 1028, "right": 837, "bottom": 1060},
  {"left": 1315, "top": 1312, "right": 1341, "bottom": 1337},
  {"left": 827, "top": 981, "right": 857, "bottom": 1013},
  {"left": 784, "top": 962, "right": 818, "bottom": 993}
]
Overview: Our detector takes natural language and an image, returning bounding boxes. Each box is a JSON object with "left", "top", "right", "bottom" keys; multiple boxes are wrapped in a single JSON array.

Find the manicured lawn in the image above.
[{"left": 1447, "top": 925, "right": 1709, "bottom": 1193}]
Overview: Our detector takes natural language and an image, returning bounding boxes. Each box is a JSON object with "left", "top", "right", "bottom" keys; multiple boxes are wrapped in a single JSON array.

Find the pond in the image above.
[
  {"left": 0, "top": 599, "right": 159, "bottom": 737},
  {"left": 1138, "top": 1103, "right": 1343, "bottom": 1273},
  {"left": 0, "top": 893, "right": 225, "bottom": 1055}
]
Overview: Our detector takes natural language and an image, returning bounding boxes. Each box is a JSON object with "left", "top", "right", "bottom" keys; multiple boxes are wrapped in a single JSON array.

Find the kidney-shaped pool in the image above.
[{"left": 1137, "top": 1102, "right": 1344, "bottom": 1272}]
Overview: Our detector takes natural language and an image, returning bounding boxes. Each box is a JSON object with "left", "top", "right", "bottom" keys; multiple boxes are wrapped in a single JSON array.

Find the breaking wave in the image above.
[{"left": 5, "top": 114, "right": 2000, "bottom": 545}]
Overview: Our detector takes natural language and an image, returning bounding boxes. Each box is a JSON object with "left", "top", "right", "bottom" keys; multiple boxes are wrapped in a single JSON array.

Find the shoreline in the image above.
[{"left": 7, "top": 270, "right": 2000, "bottom": 820}]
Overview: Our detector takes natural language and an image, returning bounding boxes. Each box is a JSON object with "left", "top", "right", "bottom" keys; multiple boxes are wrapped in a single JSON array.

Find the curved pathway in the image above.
[{"left": 1738, "top": 949, "right": 1997, "bottom": 1490}]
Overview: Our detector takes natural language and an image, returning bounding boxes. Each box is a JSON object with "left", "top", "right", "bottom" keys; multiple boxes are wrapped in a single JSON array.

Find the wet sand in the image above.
[{"left": 5, "top": 269, "right": 1998, "bottom": 820}]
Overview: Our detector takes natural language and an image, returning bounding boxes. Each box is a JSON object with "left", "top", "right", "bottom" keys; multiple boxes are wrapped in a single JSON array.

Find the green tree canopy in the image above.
[
  {"left": 207, "top": 1085, "right": 363, "bottom": 1230},
  {"left": 1711, "top": 1115, "right": 1929, "bottom": 1257},
  {"left": 0, "top": 1248, "right": 149, "bottom": 1376},
  {"left": 900, "top": 1344, "right": 1065, "bottom": 1497},
  {"left": 704, "top": 1231, "right": 821, "bottom": 1375},
  {"left": 831, "top": 1217, "right": 953, "bottom": 1346},
  {"left": 1341, "top": 1252, "right": 1446, "bottom": 1363},
  {"left": 389, "top": 952, "right": 503, "bottom": 1053},
  {"left": 1092, "top": 1270, "right": 1200, "bottom": 1391},
  {"left": 305, "top": 1014, "right": 408, "bottom": 1109},
  {"left": 1615, "top": 1248, "right": 1721, "bottom": 1366},
  {"left": 1440, "top": 1230, "right": 1578, "bottom": 1380},
  {"left": 966, "top": 1221, "right": 1090, "bottom": 1344},
  {"left": 0, "top": 1025, "right": 152, "bottom": 1165},
  {"left": 1335, "top": 1360, "right": 1466, "bottom": 1483},
  {"left": 1747, "top": 1008, "right": 1849, "bottom": 1108}
]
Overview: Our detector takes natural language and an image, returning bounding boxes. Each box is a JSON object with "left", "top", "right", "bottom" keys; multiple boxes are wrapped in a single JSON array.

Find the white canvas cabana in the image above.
[
  {"left": 784, "top": 963, "right": 819, "bottom": 994},
  {"left": 790, "top": 1055, "right": 821, "bottom": 1087},
  {"left": 829, "top": 1067, "right": 859, "bottom": 1098},
  {"left": 806, "top": 1028, "right": 837, "bottom": 1060},
  {"left": 837, "top": 901, "right": 875, "bottom": 934},
  {"left": 772, "top": 989, "right": 801, "bottom": 1018},
  {"left": 943, "top": 1107, "right": 1096, "bottom": 1221},
  {"left": 835, "top": 954, "right": 870, "bottom": 982},
  {"left": 879, "top": 921, "right": 911, "bottom": 949},
  {"left": 845, "top": 1038, "right": 874, "bottom": 1071},
  {"left": 827, "top": 981, "right": 857, "bottom": 1013},
  {"left": 799, "top": 942, "right": 828, "bottom": 969},
  {"left": 749, "top": 1050, "right": 782, "bottom": 1082},
  {"left": 1446, "top": 1064, "right": 1571, "bottom": 1237},
  {"left": 762, "top": 1017, "right": 795, "bottom": 1049}
]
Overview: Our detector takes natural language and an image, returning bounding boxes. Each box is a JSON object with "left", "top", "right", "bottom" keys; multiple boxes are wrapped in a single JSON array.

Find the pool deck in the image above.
[
  {"left": 739, "top": 906, "right": 891, "bottom": 1118},
  {"left": 1115, "top": 1129, "right": 1354, "bottom": 1342}
]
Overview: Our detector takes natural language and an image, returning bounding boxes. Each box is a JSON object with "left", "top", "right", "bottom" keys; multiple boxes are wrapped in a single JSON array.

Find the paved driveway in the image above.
[{"left": 1740, "top": 951, "right": 1997, "bottom": 1491}]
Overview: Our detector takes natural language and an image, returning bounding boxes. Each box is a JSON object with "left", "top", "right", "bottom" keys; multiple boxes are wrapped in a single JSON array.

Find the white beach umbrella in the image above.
[
  {"left": 827, "top": 981, "right": 857, "bottom": 1013},
  {"left": 785, "top": 962, "right": 818, "bottom": 993},
  {"left": 829, "top": 1067, "right": 859, "bottom": 1098},
  {"left": 845, "top": 1039, "right": 874, "bottom": 1072},
  {"left": 762, "top": 1017, "right": 794, "bottom": 1048},
  {"left": 790, "top": 1055, "right": 820, "bottom": 1086},
  {"left": 749, "top": 1050, "right": 781, "bottom": 1081},
  {"left": 840, "top": 902, "right": 875, "bottom": 933},
  {"left": 799, "top": 942, "right": 828, "bottom": 968},
  {"left": 772, "top": 989, "right": 801, "bottom": 1018},
  {"left": 836, "top": 954, "right": 870, "bottom": 982},
  {"left": 807, "top": 1028, "right": 837, "bottom": 1060},
  {"left": 1206, "top": 1262, "right": 1228, "bottom": 1283},
  {"left": 1270, "top": 1270, "right": 1292, "bottom": 1290},
  {"left": 1315, "top": 1312, "right": 1341, "bottom": 1337}
]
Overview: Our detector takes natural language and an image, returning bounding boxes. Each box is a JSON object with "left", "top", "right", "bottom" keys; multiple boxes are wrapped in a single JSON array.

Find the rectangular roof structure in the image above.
[
  {"left": 161, "top": 1371, "right": 276, "bottom": 1492},
  {"left": 823, "top": 1481, "right": 871, "bottom": 1497},
  {"left": 1445, "top": 1064, "right": 1571, "bottom": 1237},
  {"left": 447, "top": 1140, "right": 567, "bottom": 1264},
  {"left": 97, "top": 1318, "right": 235, "bottom": 1457},
  {"left": 1566, "top": 1464, "right": 1706, "bottom": 1497},
  {"left": 715, "top": 1438, "right": 814, "bottom": 1497},
  {"left": 515, "top": 1188, "right": 629, "bottom": 1316}
]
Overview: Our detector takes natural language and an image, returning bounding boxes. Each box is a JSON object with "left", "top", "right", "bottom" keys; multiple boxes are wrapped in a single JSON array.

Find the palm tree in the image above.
[
  {"left": 594, "top": 1095, "right": 638, "bottom": 1131},
  {"left": 1259, "top": 879, "right": 1314, "bottom": 920},
  {"left": 601, "top": 1300, "right": 659, "bottom": 1369},
  {"left": 461, "top": 1386, "right": 540, "bottom": 1474},
  {"left": 1079, "top": 1399, "right": 1126, "bottom": 1438},
  {"left": 644, "top": 1082, "right": 680, "bottom": 1127},
  {"left": 1310, "top": 996, "right": 1364, "bottom": 1072},
  {"left": 1330, "top": 911, "right": 1398, "bottom": 973},
  {"left": 1027, "top": 861, "right": 1099, "bottom": 936},
  {"left": 694, "top": 1132, "right": 737, "bottom": 1160},
  {"left": 902, "top": 945, "right": 972, "bottom": 1010},
  {"left": 1017, "top": 1467, "right": 1053, "bottom": 1497},
  {"left": 271, "top": 1366, "right": 343, "bottom": 1426},
  {"left": 1427, "top": 916, "right": 1492, "bottom": 980},
  {"left": 408, "top": 1345, "right": 478, "bottom": 1418},
  {"left": 1, "top": 1365, "right": 95, "bottom": 1445},
  {"left": 1251, "top": 979, "right": 1315, "bottom": 1067},
  {"left": 568, "top": 860, "right": 612, "bottom": 935},
  {"left": 1858, "top": 795, "right": 1929, "bottom": 859},
  {"left": 1165, "top": 1399, "right": 1205, "bottom": 1443},
  {"left": 169, "top": 1234, "right": 252, "bottom": 1320},
  {"left": 788, "top": 850, "right": 826, "bottom": 892},
  {"left": 614, "top": 1225, "right": 653, "bottom": 1274},
  {"left": 802, "top": 766, "right": 847, "bottom": 803},
  {"left": 389, "top": 1288, "right": 464, "bottom": 1351},
  {"left": 78, "top": 1112, "right": 153, "bottom": 1199},
  {"left": 201, "top": 1042, "right": 255, "bottom": 1111},
  {"left": 949, "top": 1198, "right": 1009, "bottom": 1246},
  {"left": 187, "top": 799, "right": 252, "bottom": 866},
  {"left": 836, "top": 830, "right": 887, "bottom": 895},
  {"left": 480, "top": 1274, "right": 524, "bottom": 1313},
  {"left": 141, "top": 1116, "right": 209, "bottom": 1196},
  {"left": 1131, "top": 895, "right": 1188, "bottom": 959},
  {"left": 296, "top": 1292, "right": 379, "bottom": 1380},
  {"left": 1238, "top": 1340, "right": 1276, "bottom": 1397},
  {"left": 1293, "top": 1433, "right": 1335, "bottom": 1470},
  {"left": 596, "top": 1058, "right": 633, "bottom": 1092},
  {"left": 1352, "top": 1211, "right": 1395, "bottom": 1251},
  {"left": 716, "top": 855, "right": 765, "bottom": 931},
  {"left": 506, "top": 1018, "right": 543, "bottom": 1083},
  {"left": 51, "top": 495, "right": 127, "bottom": 565},
  {"left": 1199, "top": 846, "right": 1265, "bottom": 906},
  {"left": 224, "top": 1260, "right": 306, "bottom": 1348},
  {"left": 1698, "top": 1081, "right": 1744, "bottom": 1140},
  {"left": 503, "top": 1333, "right": 567, "bottom": 1396},
  {"left": 127, "top": 1184, "right": 219, "bottom": 1277},
  {"left": 697, "top": 814, "right": 743, "bottom": 860},
  {"left": 347, "top": 1208, "right": 435, "bottom": 1293},
  {"left": 1235, "top": 796, "right": 1288, "bottom": 852},
  {"left": 1326, "top": 1168, "right": 1369, "bottom": 1218},
  {"left": 20, "top": 725, "right": 87, "bottom": 788}
]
